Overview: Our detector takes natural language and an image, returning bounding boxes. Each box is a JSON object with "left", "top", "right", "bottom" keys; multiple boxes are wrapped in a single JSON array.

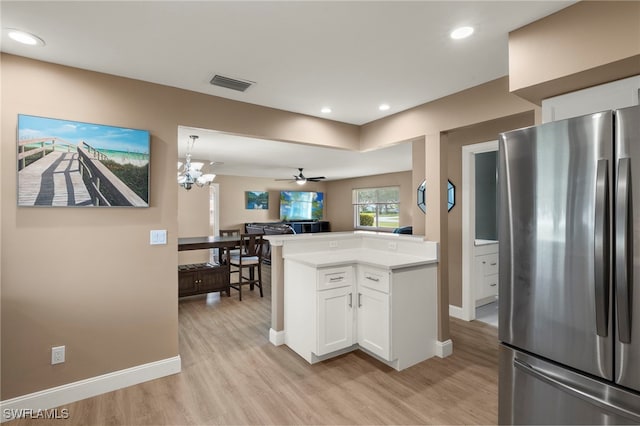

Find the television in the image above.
[{"left": 279, "top": 191, "right": 324, "bottom": 221}]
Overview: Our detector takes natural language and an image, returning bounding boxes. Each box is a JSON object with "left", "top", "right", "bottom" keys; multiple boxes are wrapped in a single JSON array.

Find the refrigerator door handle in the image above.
[
  {"left": 615, "top": 158, "right": 633, "bottom": 344},
  {"left": 514, "top": 358, "right": 640, "bottom": 423},
  {"left": 594, "top": 159, "right": 609, "bottom": 337}
]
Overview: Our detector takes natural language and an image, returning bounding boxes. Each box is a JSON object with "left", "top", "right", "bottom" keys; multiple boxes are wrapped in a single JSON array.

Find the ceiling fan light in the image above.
[{"left": 296, "top": 179, "right": 306, "bottom": 185}]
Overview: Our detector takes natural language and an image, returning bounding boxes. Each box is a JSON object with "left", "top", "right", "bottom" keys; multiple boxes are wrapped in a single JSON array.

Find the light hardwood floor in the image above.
[{"left": 10, "top": 266, "right": 499, "bottom": 425}]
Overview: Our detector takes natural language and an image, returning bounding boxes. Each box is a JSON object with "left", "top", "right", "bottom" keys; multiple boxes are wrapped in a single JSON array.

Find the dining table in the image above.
[
  {"left": 177, "top": 235, "right": 242, "bottom": 252},
  {"left": 177, "top": 235, "right": 242, "bottom": 298}
]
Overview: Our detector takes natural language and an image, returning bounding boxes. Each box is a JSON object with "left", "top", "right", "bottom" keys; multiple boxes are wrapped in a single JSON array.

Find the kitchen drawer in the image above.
[
  {"left": 318, "top": 266, "right": 353, "bottom": 290},
  {"left": 480, "top": 253, "right": 499, "bottom": 276},
  {"left": 478, "top": 273, "right": 499, "bottom": 300},
  {"left": 359, "top": 266, "right": 390, "bottom": 293}
]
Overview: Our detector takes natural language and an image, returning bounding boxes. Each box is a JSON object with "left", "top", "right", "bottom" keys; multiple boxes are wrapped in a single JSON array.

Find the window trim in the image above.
[{"left": 352, "top": 186, "right": 400, "bottom": 231}]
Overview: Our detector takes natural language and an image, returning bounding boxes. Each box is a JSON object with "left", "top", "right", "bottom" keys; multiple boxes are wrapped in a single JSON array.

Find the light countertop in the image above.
[
  {"left": 284, "top": 248, "right": 437, "bottom": 270},
  {"left": 474, "top": 239, "right": 498, "bottom": 246}
]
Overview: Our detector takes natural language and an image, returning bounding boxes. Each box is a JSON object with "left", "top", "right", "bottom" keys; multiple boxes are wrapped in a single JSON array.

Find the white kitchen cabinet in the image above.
[
  {"left": 474, "top": 242, "right": 499, "bottom": 307},
  {"left": 356, "top": 267, "right": 391, "bottom": 359},
  {"left": 284, "top": 262, "right": 355, "bottom": 363},
  {"left": 542, "top": 75, "right": 640, "bottom": 123},
  {"left": 284, "top": 255, "right": 437, "bottom": 371},
  {"left": 317, "top": 285, "right": 354, "bottom": 356}
]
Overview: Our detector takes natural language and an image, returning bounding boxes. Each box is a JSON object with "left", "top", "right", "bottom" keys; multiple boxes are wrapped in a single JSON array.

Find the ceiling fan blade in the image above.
[
  {"left": 306, "top": 176, "right": 326, "bottom": 180},
  {"left": 275, "top": 178, "right": 295, "bottom": 181}
]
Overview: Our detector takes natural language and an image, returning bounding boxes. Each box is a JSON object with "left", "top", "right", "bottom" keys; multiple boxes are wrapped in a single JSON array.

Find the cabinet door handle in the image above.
[
  {"left": 329, "top": 276, "right": 344, "bottom": 282},
  {"left": 490, "top": 262, "right": 497, "bottom": 266},
  {"left": 348, "top": 293, "right": 352, "bottom": 307},
  {"left": 490, "top": 283, "right": 497, "bottom": 287},
  {"left": 358, "top": 293, "right": 362, "bottom": 307},
  {"left": 365, "top": 275, "right": 380, "bottom": 282}
]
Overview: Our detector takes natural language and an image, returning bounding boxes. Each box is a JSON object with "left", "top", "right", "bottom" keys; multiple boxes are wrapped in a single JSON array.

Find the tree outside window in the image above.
[{"left": 353, "top": 186, "right": 400, "bottom": 230}]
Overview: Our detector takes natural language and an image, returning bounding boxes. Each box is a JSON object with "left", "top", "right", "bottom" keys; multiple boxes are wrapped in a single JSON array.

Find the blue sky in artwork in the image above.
[{"left": 18, "top": 115, "right": 149, "bottom": 154}]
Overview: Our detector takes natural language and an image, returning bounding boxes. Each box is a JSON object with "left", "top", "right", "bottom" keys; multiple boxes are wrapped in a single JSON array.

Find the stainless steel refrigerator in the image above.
[{"left": 498, "top": 105, "right": 640, "bottom": 424}]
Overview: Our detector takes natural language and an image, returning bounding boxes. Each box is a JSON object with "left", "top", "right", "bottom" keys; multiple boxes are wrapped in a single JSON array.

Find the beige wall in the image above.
[
  {"left": 214, "top": 175, "right": 327, "bottom": 231},
  {"left": 443, "top": 112, "right": 534, "bottom": 307},
  {"left": 178, "top": 171, "right": 408, "bottom": 243},
  {"left": 0, "top": 54, "right": 357, "bottom": 400},
  {"left": 509, "top": 1, "right": 640, "bottom": 103},
  {"left": 325, "top": 171, "right": 413, "bottom": 232},
  {"left": 411, "top": 138, "right": 426, "bottom": 236},
  {"left": 4, "top": 1, "right": 635, "bottom": 400},
  {"left": 361, "top": 77, "right": 538, "bottom": 341},
  {"left": 177, "top": 175, "right": 327, "bottom": 264}
]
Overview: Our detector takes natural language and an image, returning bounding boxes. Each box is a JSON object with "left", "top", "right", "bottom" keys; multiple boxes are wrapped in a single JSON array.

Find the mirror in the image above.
[
  {"left": 447, "top": 180, "right": 455, "bottom": 212},
  {"left": 417, "top": 180, "right": 426, "bottom": 213}
]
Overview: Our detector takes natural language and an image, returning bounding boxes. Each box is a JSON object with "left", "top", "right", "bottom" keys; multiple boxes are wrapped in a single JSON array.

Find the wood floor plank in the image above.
[{"left": 8, "top": 265, "right": 499, "bottom": 425}]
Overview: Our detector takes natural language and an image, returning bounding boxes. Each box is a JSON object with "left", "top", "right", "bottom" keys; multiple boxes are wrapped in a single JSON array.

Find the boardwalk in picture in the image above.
[{"left": 18, "top": 151, "right": 92, "bottom": 206}]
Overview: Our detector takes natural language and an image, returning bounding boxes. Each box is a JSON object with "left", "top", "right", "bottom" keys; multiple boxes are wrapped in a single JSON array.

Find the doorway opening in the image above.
[{"left": 458, "top": 140, "right": 498, "bottom": 322}]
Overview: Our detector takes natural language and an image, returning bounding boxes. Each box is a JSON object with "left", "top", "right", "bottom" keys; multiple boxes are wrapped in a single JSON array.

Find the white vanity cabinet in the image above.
[
  {"left": 474, "top": 241, "right": 499, "bottom": 306},
  {"left": 284, "top": 254, "right": 437, "bottom": 371}
]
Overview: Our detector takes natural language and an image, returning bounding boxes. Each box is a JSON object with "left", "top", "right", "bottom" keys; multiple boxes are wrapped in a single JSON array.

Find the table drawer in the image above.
[
  {"left": 359, "top": 266, "right": 390, "bottom": 293},
  {"left": 318, "top": 266, "right": 353, "bottom": 290}
]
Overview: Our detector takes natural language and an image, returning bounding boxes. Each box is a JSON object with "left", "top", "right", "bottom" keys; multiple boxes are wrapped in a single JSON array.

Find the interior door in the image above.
[{"left": 498, "top": 111, "right": 614, "bottom": 380}]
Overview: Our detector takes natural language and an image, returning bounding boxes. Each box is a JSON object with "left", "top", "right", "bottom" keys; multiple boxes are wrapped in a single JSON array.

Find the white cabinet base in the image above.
[{"left": 284, "top": 258, "right": 437, "bottom": 371}]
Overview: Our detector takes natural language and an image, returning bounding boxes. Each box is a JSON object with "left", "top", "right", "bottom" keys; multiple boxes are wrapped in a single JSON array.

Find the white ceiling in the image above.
[
  {"left": 1, "top": 1, "right": 574, "bottom": 181},
  {"left": 178, "top": 126, "right": 413, "bottom": 181}
]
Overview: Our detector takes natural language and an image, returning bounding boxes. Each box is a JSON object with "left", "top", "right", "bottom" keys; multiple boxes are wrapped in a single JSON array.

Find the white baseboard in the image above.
[
  {"left": 269, "top": 328, "right": 285, "bottom": 346},
  {"left": 436, "top": 339, "right": 453, "bottom": 358},
  {"left": 0, "top": 356, "right": 181, "bottom": 423},
  {"left": 449, "top": 304, "right": 470, "bottom": 321}
]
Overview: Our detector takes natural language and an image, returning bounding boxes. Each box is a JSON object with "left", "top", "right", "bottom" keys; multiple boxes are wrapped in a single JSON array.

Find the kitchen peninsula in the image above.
[{"left": 266, "top": 232, "right": 443, "bottom": 371}]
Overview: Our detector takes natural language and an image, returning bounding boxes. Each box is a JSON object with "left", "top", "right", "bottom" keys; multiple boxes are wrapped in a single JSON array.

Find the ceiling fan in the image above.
[{"left": 276, "top": 168, "right": 326, "bottom": 185}]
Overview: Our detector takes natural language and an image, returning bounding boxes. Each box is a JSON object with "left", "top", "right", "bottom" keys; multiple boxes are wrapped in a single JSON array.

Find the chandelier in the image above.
[{"left": 177, "top": 135, "right": 216, "bottom": 190}]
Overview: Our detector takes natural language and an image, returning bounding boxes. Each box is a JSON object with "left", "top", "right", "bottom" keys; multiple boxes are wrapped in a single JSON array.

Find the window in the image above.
[{"left": 353, "top": 186, "right": 400, "bottom": 230}]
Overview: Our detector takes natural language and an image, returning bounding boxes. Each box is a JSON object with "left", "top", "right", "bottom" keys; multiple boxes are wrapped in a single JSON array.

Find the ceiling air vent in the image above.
[{"left": 210, "top": 74, "right": 254, "bottom": 92}]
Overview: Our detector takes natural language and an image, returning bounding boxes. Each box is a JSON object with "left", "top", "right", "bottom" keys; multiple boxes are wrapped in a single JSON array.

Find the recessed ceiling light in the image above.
[
  {"left": 7, "top": 29, "right": 45, "bottom": 46},
  {"left": 379, "top": 104, "right": 390, "bottom": 111},
  {"left": 321, "top": 107, "right": 332, "bottom": 114},
  {"left": 450, "top": 26, "right": 474, "bottom": 40}
]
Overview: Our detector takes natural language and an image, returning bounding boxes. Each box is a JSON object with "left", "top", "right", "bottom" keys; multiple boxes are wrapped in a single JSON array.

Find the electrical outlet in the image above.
[
  {"left": 329, "top": 241, "right": 338, "bottom": 248},
  {"left": 51, "top": 346, "right": 65, "bottom": 365},
  {"left": 388, "top": 242, "right": 398, "bottom": 251}
]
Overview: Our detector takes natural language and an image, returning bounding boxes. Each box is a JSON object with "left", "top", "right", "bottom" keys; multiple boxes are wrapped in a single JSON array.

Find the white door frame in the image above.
[
  {"left": 456, "top": 140, "right": 498, "bottom": 321},
  {"left": 208, "top": 183, "right": 220, "bottom": 264}
]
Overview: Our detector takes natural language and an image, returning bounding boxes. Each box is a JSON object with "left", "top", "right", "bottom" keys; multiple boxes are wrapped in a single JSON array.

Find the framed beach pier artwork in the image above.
[{"left": 17, "top": 114, "right": 150, "bottom": 207}]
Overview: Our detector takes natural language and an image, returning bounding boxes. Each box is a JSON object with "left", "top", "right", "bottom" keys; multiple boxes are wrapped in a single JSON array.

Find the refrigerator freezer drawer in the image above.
[{"left": 499, "top": 344, "right": 640, "bottom": 425}]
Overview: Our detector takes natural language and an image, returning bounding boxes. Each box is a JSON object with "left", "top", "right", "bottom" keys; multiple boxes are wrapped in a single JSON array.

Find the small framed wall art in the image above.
[{"left": 246, "top": 191, "right": 268, "bottom": 209}]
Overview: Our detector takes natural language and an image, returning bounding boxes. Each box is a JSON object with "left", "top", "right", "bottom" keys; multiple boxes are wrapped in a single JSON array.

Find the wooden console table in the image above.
[{"left": 177, "top": 236, "right": 241, "bottom": 298}]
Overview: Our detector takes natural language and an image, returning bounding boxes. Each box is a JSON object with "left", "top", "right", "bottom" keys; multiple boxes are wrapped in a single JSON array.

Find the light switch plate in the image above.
[{"left": 150, "top": 230, "right": 167, "bottom": 245}]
